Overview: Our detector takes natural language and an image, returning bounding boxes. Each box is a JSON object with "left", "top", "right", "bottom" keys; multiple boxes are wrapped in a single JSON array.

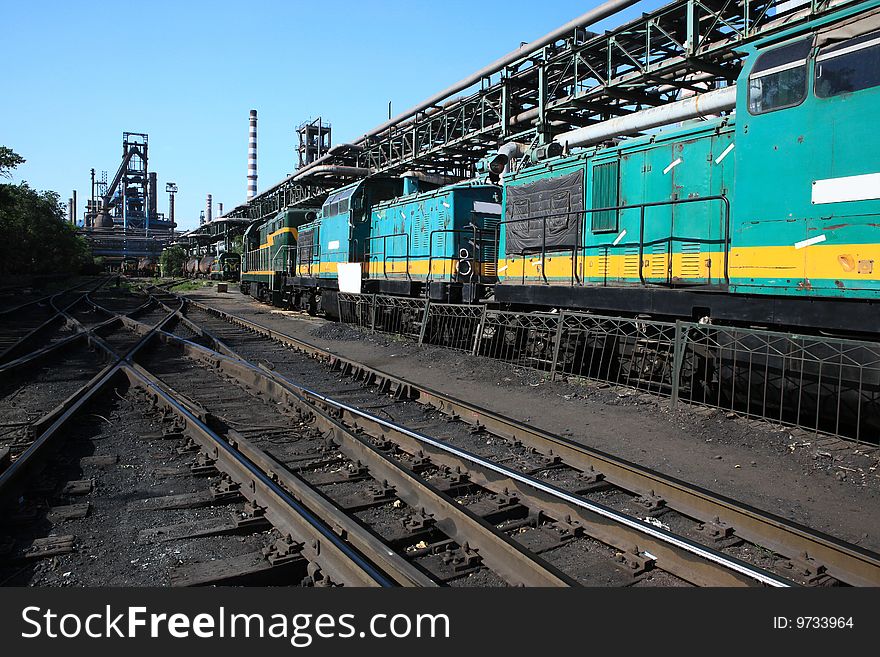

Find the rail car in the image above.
[
  {"left": 496, "top": 4, "right": 880, "bottom": 338},
  {"left": 239, "top": 208, "right": 317, "bottom": 305},
  {"left": 239, "top": 176, "right": 502, "bottom": 312},
  {"left": 232, "top": 2, "right": 879, "bottom": 440},
  {"left": 210, "top": 252, "right": 241, "bottom": 281},
  {"left": 137, "top": 256, "right": 159, "bottom": 277},
  {"left": 239, "top": 4, "right": 879, "bottom": 340}
]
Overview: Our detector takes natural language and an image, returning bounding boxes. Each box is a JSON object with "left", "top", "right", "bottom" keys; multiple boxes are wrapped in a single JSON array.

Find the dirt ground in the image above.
[{"left": 182, "top": 287, "right": 880, "bottom": 554}]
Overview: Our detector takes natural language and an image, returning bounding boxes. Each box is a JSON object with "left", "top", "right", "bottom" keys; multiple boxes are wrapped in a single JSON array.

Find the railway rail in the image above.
[
  {"left": 136, "top": 287, "right": 880, "bottom": 587},
  {"left": 0, "top": 286, "right": 398, "bottom": 586},
  {"left": 3, "top": 281, "right": 878, "bottom": 587}
]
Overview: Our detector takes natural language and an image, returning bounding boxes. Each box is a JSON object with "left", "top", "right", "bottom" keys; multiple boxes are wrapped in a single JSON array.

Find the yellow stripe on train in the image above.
[{"left": 496, "top": 243, "right": 880, "bottom": 283}]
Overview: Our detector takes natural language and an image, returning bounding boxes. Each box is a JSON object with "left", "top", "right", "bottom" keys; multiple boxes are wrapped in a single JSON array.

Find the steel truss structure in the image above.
[{"left": 227, "top": 0, "right": 858, "bottom": 221}]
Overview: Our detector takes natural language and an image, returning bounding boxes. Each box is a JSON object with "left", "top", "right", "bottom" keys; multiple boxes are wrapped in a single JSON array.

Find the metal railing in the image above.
[
  {"left": 365, "top": 233, "right": 412, "bottom": 280},
  {"left": 497, "top": 195, "right": 730, "bottom": 287},
  {"left": 335, "top": 293, "right": 880, "bottom": 444}
]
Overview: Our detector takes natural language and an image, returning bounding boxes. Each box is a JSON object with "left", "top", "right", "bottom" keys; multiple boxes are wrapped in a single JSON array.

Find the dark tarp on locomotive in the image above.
[
  {"left": 297, "top": 229, "right": 315, "bottom": 263},
  {"left": 504, "top": 169, "right": 583, "bottom": 255}
]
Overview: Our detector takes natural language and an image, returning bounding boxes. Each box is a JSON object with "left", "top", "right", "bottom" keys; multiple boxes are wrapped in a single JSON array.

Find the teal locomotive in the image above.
[{"left": 493, "top": 0, "right": 880, "bottom": 336}]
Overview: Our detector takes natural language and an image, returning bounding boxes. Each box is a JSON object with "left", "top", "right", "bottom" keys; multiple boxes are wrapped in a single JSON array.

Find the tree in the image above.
[
  {"left": 0, "top": 146, "right": 92, "bottom": 275},
  {"left": 0, "top": 147, "right": 25, "bottom": 179},
  {"left": 160, "top": 245, "right": 187, "bottom": 276}
]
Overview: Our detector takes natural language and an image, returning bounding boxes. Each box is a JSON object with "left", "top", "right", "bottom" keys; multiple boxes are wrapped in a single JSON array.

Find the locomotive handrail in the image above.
[
  {"left": 365, "top": 232, "right": 411, "bottom": 281},
  {"left": 494, "top": 194, "right": 731, "bottom": 287}
]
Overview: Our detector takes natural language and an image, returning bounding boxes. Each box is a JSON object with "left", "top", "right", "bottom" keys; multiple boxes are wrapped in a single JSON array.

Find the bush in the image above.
[{"left": 160, "top": 245, "right": 187, "bottom": 277}]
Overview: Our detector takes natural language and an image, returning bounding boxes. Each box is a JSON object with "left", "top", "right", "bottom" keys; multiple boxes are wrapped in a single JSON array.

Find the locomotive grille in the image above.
[
  {"left": 680, "top": 241, "right": 702, "bottom": 279},
  {"left": 651, "top": 243, "right": 667, "bottom": 279},
  {"left": 624, "top": 246, "right": 640, "bottom": 277}
]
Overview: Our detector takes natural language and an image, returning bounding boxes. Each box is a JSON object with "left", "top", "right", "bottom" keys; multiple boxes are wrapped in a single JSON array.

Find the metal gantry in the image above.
[{"left": 226, "top": 0, "right": 859, "bottom": 221}]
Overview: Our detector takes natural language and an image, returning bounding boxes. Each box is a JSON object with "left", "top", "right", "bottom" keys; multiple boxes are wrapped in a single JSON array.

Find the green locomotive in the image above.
[{"left": 239, "top": 208, "right": 317, "bottom": 305}]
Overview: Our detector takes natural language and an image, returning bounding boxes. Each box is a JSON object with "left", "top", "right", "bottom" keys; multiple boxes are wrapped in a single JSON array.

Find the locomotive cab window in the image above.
[
  {"left": 748, "top": 37, "right": 812, "bottom": 114},
  {"left": 816, "top": 30, "right": 880, "bottom": 98}
]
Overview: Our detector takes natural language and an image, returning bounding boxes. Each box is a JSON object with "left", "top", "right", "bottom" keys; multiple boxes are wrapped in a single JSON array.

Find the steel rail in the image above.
[
  {"left": 0, "top": 277, "right": 110, "bottom": 364},
  {"left": 129, "top": 309, "right": 786, "bottom": 587},
  {"left": 0, "top": 277, "right": 101, "bottom": 317},
  {"left": 121, "top": 364, "right": 396, "bottom": 588},
  {"left": 83, "top": 292, "right": 404, "bottom": 587},
  {"left": 182, "top": 298, "right": 880, "bottom": 587},
  {"left": 0, "top": 291, "right": 179, "bottom": 499},
  {"left": 104, "top": 309, "right": 576, "bottom": 587}
]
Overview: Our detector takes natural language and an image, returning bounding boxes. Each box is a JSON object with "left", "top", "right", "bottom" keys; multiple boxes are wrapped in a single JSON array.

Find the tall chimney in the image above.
[
  {"left": 72, "top": 190, "right": 77, "bottom": 225},
  {"left": 248, "top": 109, "right": 257, "bottom": 200},
  {"left": 206, "top": 194, "right": 213, "bottom": 224},
  {"left": 148, "top": 172, "right": 158, "bottom": 218},
  {"left": 218, "top": 202, "right": 223, "bottom": 217}
]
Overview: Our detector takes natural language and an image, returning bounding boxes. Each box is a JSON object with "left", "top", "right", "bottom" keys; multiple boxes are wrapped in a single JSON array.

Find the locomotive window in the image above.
[
  {"left": 338, "top": 198, "right": 350, "bottom": 214},
  {"left": 591, "top": 161, "right": 619, "bottom": 233},
  {"left": 816, "top": 30, "right": 880, "bottom": 98},
  {"left": 748, "top": 37, "right": 812, "bottom": 114}
]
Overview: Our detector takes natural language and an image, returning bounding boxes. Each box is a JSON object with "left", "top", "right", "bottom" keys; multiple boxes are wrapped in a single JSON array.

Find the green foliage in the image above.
[
  {"left": 159, "top": 245, "right": 188, "bottom": 276},
  {"left": 0, "top": 145, "right": 91, "bottom": 275},
  {"left": 0, "top": 176, "right": 92, "bottom": 276},
  {"left": 0, "top": 147, "right": 25, "bottom": 179},
  {"left": 228, "top": 234, "right": 243, "bottom": 255}
]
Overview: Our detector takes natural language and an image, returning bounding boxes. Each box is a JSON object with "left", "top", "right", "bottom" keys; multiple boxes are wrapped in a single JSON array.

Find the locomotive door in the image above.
[{"left": 643, "top": 134, "right": 730, "bottom": 285}]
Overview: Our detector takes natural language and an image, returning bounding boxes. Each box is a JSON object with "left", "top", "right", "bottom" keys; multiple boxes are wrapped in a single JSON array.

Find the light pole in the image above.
[{"left": 165, "top": 182, "right": 178, "bottom": 228}]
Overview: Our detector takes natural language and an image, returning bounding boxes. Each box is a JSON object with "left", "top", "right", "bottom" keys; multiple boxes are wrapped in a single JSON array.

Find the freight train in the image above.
[{"left": 240, "top": 2, "right": 878, "bottom": 338}]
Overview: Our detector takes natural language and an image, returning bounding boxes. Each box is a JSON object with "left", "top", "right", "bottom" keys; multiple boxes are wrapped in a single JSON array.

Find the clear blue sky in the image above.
[{"left": 2, "top": 0, "right": 664, "bottom": 231}]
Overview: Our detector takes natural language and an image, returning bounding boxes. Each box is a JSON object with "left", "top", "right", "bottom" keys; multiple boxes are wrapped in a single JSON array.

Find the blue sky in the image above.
[{"left": 2, "top": 0, "right": 664, "bottom": 230}]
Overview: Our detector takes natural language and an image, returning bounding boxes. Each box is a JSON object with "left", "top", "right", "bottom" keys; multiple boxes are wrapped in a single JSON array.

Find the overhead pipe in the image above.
[
  {"left": 553, "top": 86, "right": 737, "bottom": 150},
  {"left": 294, "top": 165, "right": 373, "bottom": 180},
  {"left": 359, "top": 0, "right": 639, "bottom": 141},
  {"left": 247, "top": 0, "right": 637, "bottom": 201}
]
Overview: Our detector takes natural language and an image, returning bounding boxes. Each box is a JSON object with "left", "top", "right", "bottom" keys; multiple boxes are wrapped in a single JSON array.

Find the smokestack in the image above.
[
  {"left": 148, "top": 172, "right": 158, "bottom": 218},
  {"left": 206, "top": 193, "right": 213, "bottom": 224},
  {"left": 72, "top": 190, "right": 77, "bottom": 225},
  {"left": 248, "top": 109, "right": 257, "bottom": 199},
  {"left": 218, "top": 202, "right": 223, "bottom": 217}
]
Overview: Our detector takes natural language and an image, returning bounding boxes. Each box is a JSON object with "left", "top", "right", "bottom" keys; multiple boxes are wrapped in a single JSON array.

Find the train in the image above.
[
  {"left": 240, "top": 177, "right": 502, "bottom": 312},
  {"left": 239, "top": 2, "right": 878, "bottom": 339}
]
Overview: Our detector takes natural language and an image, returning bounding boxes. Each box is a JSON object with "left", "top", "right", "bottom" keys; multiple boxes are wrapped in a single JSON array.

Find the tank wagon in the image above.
[{"left": 495, "top": 3, "right": 880, "bottom": 337}]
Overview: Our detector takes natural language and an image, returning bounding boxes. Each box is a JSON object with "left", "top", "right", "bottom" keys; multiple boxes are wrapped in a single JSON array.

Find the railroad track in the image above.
[
  {"left": 0, "top": 278, "right": 108, "bottom": 362},
  {"left": 4, "top": 281, "right": 878, "bottom": 587},
  {"left": 0, "top": 286, "right": 403, "bottom": 586},
  {"left": 157, "top": 292, "right": 880, "bottom": 587}
]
